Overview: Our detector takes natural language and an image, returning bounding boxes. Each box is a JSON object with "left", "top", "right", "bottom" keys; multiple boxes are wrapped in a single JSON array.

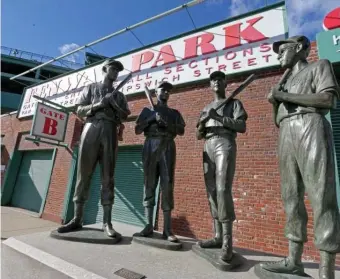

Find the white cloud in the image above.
[
  {"left": 228, "top": 0, "right": 262, "bottom": 17},
  {"left": 285, "top": 0, "right": 339, "bottom": 38},
  {"left": 58, "top": 43, "right": 82, "bottom": 63},
  {"left": 205, "top": 0, "right": 224, "bottom": 6}
]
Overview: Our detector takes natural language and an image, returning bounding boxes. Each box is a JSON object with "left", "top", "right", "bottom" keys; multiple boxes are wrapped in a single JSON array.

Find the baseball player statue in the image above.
[
  {"left": 257, "top": 35, "right": 340, "bottom": 279},
  {"left": 57, "top": 58, "right": 131, "bottom": 238},
  {"left": 196, "top": 70, "right": 248, "bottom": 262},
  {"left": 134, "top": 81, "right": 185, "bottom": 242}
]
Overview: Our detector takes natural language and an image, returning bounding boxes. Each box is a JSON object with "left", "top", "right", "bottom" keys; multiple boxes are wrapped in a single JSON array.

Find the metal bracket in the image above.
[
  {"left": 25, "top": 136, "right": 69, "bottom": 148},
  {"left": 32, "top": 95, "right": 74, "bottom": 113}
]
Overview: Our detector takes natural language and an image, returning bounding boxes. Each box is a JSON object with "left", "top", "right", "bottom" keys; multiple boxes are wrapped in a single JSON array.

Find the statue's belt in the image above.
[
  {"left": 204, "top": 127, "right": 236, "bottom": 141},
  {"left": 145, "top": 133, "right": 175, "bottom": 139}
]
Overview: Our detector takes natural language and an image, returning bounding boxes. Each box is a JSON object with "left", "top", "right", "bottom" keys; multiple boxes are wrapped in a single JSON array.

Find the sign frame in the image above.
[
  {"left": 16, "top": 1, "right": 288, "bottom": 120},
  {"left": 30, "top": 101, "right": 69, "bottom": 143},
  {"left": 316, "top": 28, "right": 340, "bottom": 64}
]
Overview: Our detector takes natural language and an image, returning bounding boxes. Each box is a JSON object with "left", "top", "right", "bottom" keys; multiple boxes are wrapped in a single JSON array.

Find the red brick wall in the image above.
[
  {"left": 2, "top": 42, "right": 339, "bottom": 264},
  {"left": 1, "top": 112, "right": 83, "bottom": 223},
  {"left": 120, "top": 42, "right": 339, "bottom": 264}
]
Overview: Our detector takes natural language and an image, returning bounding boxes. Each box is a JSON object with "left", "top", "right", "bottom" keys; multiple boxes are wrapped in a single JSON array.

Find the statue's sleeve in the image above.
[
  {"left": 173, "top": 110, "right": 186, "bottom": 136},
  {"left": 222, "top": 99, "right": 248, "bottom": 133},
  {"left": 314, "top": 59, "right": 340, "bottom": 99},
  {"left": 76, "top": 85, "right": 93, "bottom": 117},
  {"left": 77, "top": 85, "right": 91, "bottom": 106},
  {"left": 196, "top": 110, "right": 206, "bottom": 128},
  {"left": 135, "top": 107, "right": 152, "bottom": 134},
  {"left": 136, "top": 107, "right": 150, "bottom": 123},
  {"left": 115, "top": 92, "right": 131, "bottom": 122}
]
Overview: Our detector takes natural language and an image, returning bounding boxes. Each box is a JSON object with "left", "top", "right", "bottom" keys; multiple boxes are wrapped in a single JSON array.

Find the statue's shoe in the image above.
[
  {"left": 163, "top": 231, "right": 178, "bottom": 242},
  {"left": 57, "top": 219, "right": 82, "bottom": 233},
  {"left": 103, "top": 223, "right": 118, "bottom": 238},
  {"left": 198, "top": 237, "right": 222, "bottom": 249},
  {"left": 220, "top": 235, "right": 233, "bottom": 262},
  {"left": 260, "top": 258, "right": 305, "bottom": 275},
  {"left": 139, "top": 224, "right": 154, "bottom": 237}
]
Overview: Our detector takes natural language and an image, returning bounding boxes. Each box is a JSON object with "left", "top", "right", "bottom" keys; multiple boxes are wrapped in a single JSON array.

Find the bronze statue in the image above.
[
  {"left": 135, "top": 81, "right": 185, "bottom": 242},
  {"left": 57, "top": 58, "right": 131, "bottom": 238},
  {"left": 196, "top": 70, "right": 248, "bottom": 262},
  {"left": 256, "top": 35, "right": 340, "bottom": 279}
]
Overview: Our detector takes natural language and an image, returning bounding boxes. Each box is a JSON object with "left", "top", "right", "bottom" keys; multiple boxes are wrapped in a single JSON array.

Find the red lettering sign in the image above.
[
  {"left": 223, "top": 16, "right": 268, "bottom": 49},
  {"left": 129, "top": 15, "right": 269, "bottom": 72},
  {"left": 218, "top": 64, "right": 227, "bottom": 71},
  {"left": 40, "top": 107, "right": 65, "bottom": 120},
  {"left": 131, "top": 51, "right": 154, "bottom": 72},
  {"left": 42, "top": 117, "right": 58, "bottom": 135},
  {"left": 260, "top": 43, "right": 271, "bottom": 52},
  {"left": 189, "top": 60, "right": 197, "bottom": 68},
  {"left": 164, "top": 67, "right": 172, "bottom": 74},
  {"left": 151, "top": 45, "right": 177, "bottom": 68},
  {"left": 248, "top": 58, "right": 257, "bottom": 66},
  {"left": 176, "top": 64, "right": 184, "bottom": 72},
  {"left": 184, "top": 33, "right": 216, "bottom": 59}
]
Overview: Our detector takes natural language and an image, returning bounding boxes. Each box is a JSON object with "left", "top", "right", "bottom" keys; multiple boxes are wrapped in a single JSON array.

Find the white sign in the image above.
[
  {"left": 31, "top": 102, "right": 69, "bottom": 142},
  {"left": 18, "top": 4, "right": 286, "bottom": 119}
]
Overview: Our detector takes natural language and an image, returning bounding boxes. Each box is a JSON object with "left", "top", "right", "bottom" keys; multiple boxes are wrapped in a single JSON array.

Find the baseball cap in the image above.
[
  {"left": 158, "top": 81, "right": 173, "bottom": 91},
  {"left": 273, "top": 35, "right": 311, "bottom": 54},
  {"left": 210, "top": 70, "right": 226, "bottom": 80},
  {"left": 102, "top": 58, "right": 124, "bottom": 71}
]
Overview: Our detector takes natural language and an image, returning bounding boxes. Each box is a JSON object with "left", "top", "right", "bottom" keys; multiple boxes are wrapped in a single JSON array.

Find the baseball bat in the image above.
[
  {"left": 144, "top": 85, "right": 155, "bottom": 110},
  {"left": 199, "top": 73, "right": 256, "bottom": 125},
  {"left": 271, "top": 68, "right": 292, "bottom": 128}
]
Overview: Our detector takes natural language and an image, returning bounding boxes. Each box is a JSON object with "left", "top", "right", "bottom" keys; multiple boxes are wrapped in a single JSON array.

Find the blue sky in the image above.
[{"left": 1, "top": 0, "right": 339, "bottom": 66}]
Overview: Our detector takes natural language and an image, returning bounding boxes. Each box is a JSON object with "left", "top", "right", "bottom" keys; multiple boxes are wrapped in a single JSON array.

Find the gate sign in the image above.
[{"left": 31, "top": 102, "right": 69, "bottom": 142}]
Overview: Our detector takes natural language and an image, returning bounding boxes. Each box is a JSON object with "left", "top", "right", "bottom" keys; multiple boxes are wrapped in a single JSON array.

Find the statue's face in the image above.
[
  {"left": 277, "top": 43, "right": 298, "bottom": 68},
  {"left": 156, "top": 87, "right": 170, "bottom": 102},
  {"left": 210, "top": 76, "right": 226, "bottom": 93},
  {"left": 104, "top": 65, "right": 119, "bottom": 81}
]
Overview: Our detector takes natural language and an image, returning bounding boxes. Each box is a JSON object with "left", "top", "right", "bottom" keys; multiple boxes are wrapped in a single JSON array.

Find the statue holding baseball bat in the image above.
[
  {"left": 195, "top": 70, "right": 251, "bottom": 264},
  {"left": 255, "top": 35, "right": 340, "bottom": 279},
  {"left": 134, "top": 81, "right": 185, "bottom": 243},
  {"left": 58, "top": 58, "right": 131, "bottom": 238}
]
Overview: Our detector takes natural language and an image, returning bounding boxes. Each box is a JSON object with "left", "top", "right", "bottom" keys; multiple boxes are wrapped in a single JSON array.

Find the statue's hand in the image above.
[
  {"left": 99, "top": 94, "right": 111, "bottom": 108},
  {"left": 267, "top": 91, "right": 276, "bottom": 105},
  {"left": 156, "top": 113, "right": 167, "bottom": 127},
  {"left": 109, "top": 96, "right": 120, "bottom": 111},
  {"left": 268, "top": 85, "right": 282, "bottom": 104},
  {"left": 197, "top": 122, "right": 205, "bottom": 133},
  {"left": 208, "top": 108, "right": 220, "bottom": 120}
]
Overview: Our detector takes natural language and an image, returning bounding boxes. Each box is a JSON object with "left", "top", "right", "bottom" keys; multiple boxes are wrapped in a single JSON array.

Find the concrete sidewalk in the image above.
[
  {"left": 3, "top": 221, "right": 338, "bottom": 279},
  {"left": 1, "top": 206, "right": 59, "bottom": 240}
]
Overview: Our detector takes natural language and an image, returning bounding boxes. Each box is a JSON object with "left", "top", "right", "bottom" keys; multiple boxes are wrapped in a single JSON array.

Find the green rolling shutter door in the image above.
[
  {"left": 11, "top": 150, "right": 54, "bottom": 213},
  {"left": 83, "top": 146, "right": 151, "bottom": 227}
]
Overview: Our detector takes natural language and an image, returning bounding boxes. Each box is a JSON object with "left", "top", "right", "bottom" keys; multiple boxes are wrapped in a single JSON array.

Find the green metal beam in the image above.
[
  {"left": 25, "top": 136, "right": 69, "bottom": 148},
  {"left": 1, "top": 55, "right": 73, "bottom": 74},
  {"left": 1, "top": 91, "right": 21, "bottom": 109},
  {"left": 1, "top": 72, "right": 40, "bottom": 83}
]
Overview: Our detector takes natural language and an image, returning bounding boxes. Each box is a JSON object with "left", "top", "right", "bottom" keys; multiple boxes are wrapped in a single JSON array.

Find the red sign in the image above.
[
  {"left": 323, "top": 7, "right": 340, "bottom": 30},
  {"left": 31, "top": 102, "right": 69, "bottom": 142}
]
